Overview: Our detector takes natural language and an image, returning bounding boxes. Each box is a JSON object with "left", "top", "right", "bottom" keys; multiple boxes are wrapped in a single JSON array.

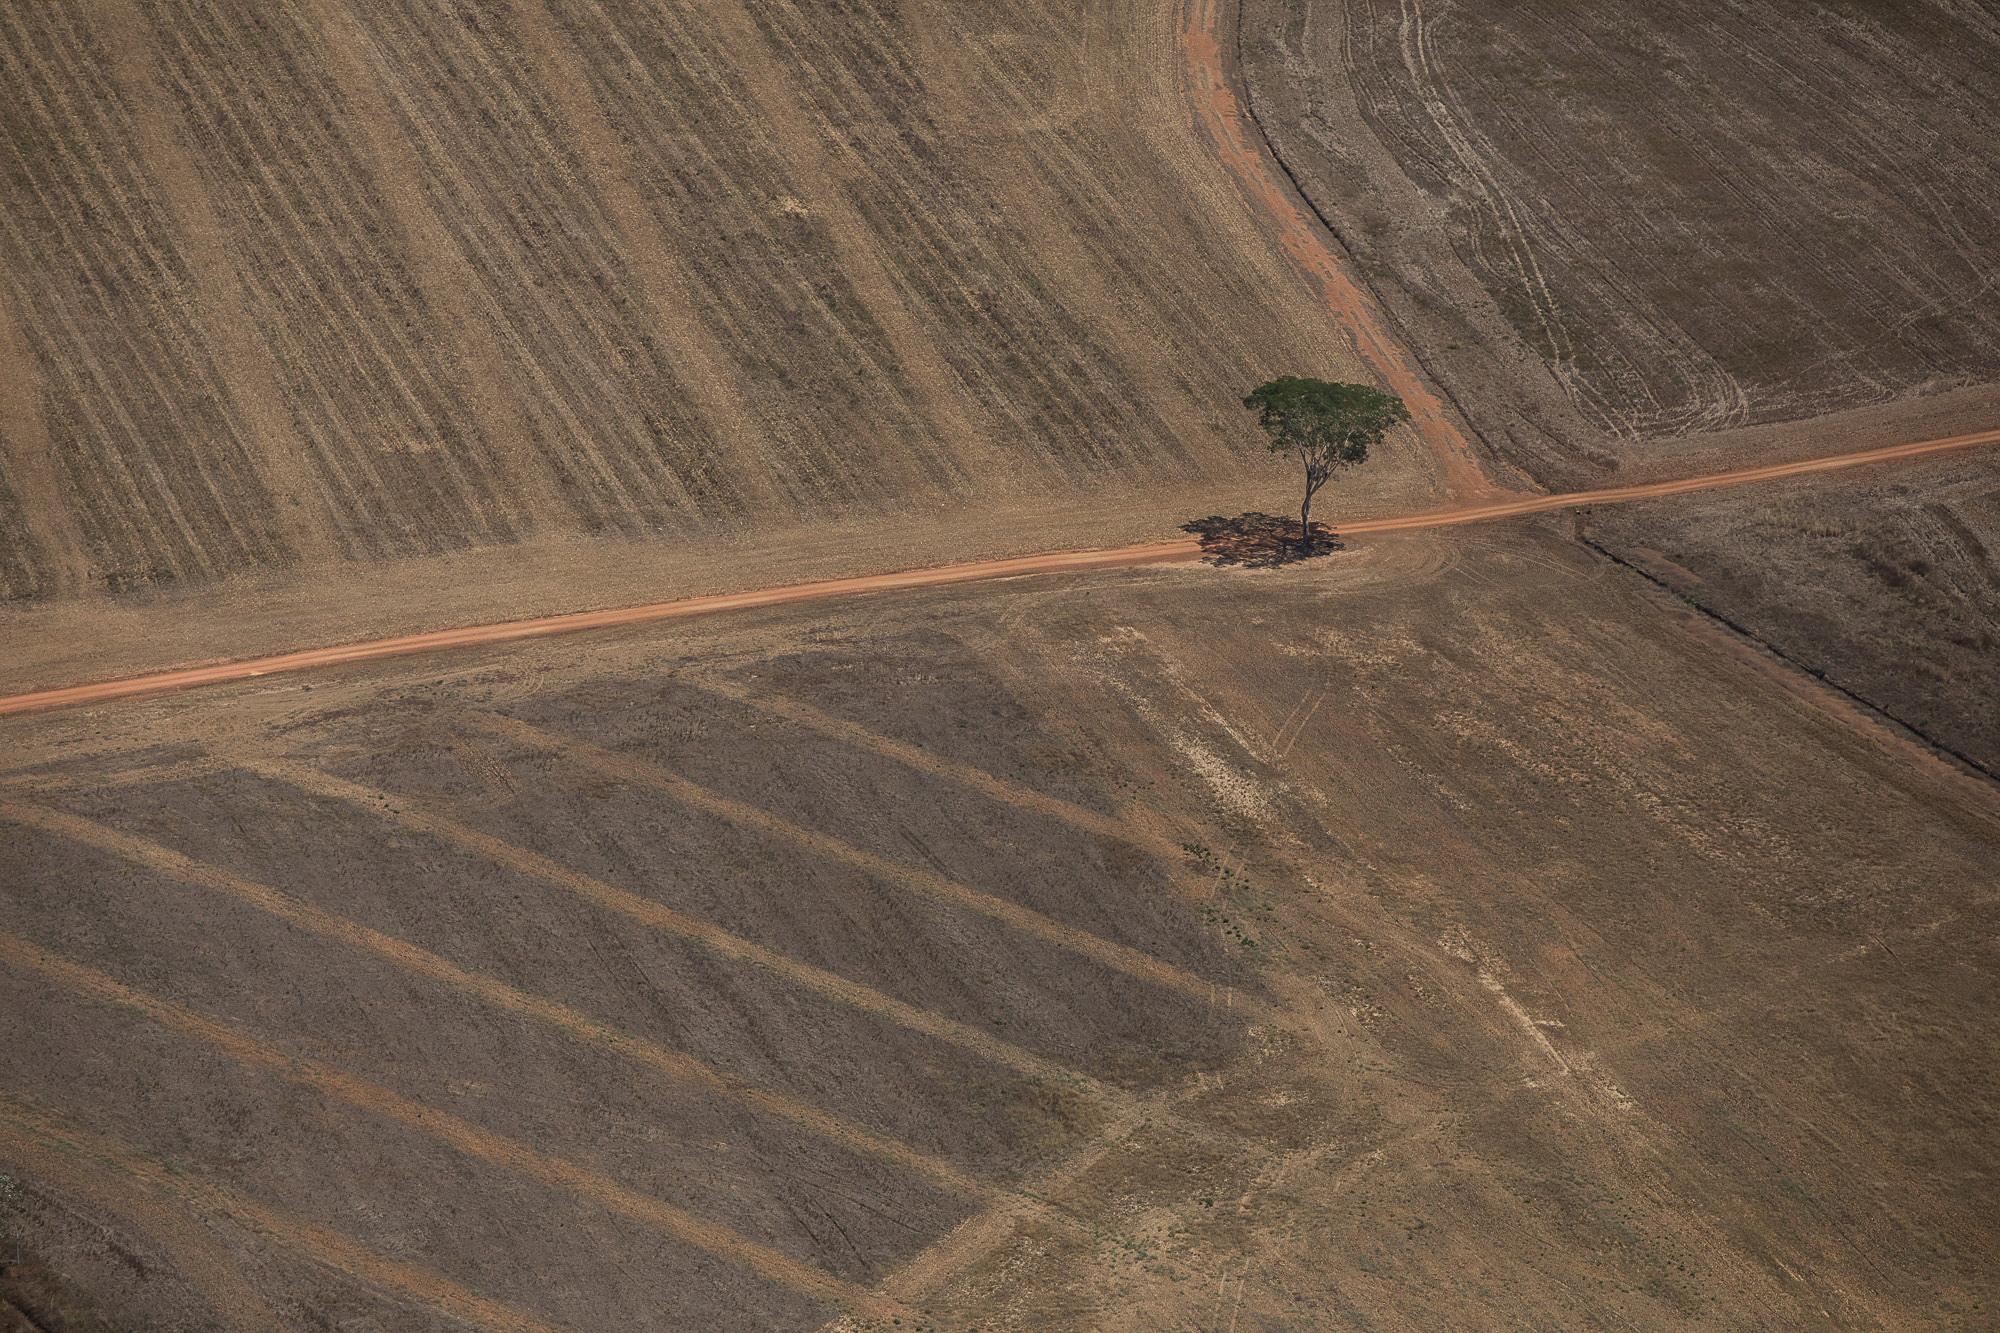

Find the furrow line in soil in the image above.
[
  {"left": 0, "top": 796, "right": 996, "bottom": 1205},
  {"left": 35, "top": 1, "right": 296, "bottom": 568},
  {"left": 320, "top": 0, "right": 660, "bottom": 528},
  {"left": 469, "top": 709, "right": 1271, "bottom": 1019},
  {"left": 0, "top": 15, "right": 224, "bottom": 579},
  {"left": 0, "top": 930, "right": 913, "bottom": 1322},
  {"left": 72, "top": 0, "right": 330, "bottom": 565},
  {"left": 719, "top": 0, "right": 1003, "bottom": 494},
  {"left": 0, "top": 1098, "right": 286, "bottom": 1333},
  {"left": 698, "top": 679, "right": 1188, "bottom": 867},
  {"left": 0, "top": 1091, "right": 574, "bottom": 1333},
  {"left": 0, "top": 129, "right": 213, "bottom": 581},
  {"left": 491, "top": 0, "right": 774, "bottom": 517}
]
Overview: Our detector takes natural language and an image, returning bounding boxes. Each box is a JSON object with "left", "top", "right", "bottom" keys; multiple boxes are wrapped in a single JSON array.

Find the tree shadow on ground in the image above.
[{"left": 1181, "top": 512, "right": 1343, "bottom": 568}]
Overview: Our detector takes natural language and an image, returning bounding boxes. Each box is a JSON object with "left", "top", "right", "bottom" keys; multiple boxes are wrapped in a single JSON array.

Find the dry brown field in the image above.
[
  {"left": 1583, "top": 449, "right": 2000, "bottom": 779},
  {"left": 0, "top": 0, "right": 1421, "bottom": 609},
  {"left": 1241, "top": 0, "right": 2000, "bottom": 483},
  {"left": 4, "top": 525, "right": 1998, "bottom": 1331},
  {"left": 5, "top": 0, "right": 2000, "bottom": 1329}
]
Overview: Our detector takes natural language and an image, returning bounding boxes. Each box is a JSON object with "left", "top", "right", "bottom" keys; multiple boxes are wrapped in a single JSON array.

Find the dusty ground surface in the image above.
[
  {"left": 1583, "top": 450, "right": 2000, "bottom": 778},
  {"left": 0, "top": 0, "right": 1397, "bottom": 605},
  {"left": 1240, "top": 0, "right": 2000, "bottom": 484},
  {"left": 6, "top": 0, "right": 1999, "bottom": 1328},
  {"left": 3, "top": 523, "right": 1997, "bottom": 1330}
]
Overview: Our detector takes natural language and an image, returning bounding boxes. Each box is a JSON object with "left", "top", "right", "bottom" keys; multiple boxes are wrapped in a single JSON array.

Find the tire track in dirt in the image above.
[
  {"left": 81, "top": 0, "right": 337, "bottom": 564},
  {"left": 0, "top": 1105, "right": 283, "bottom": 1333},
  {"left": 0, "top": 274, "right": 85, "bottom": 596},
  {"left": 0, "top": 930, "right": 912, "bottom": 1323},
  {"left": 0, "top": 1093, "right": 572, "bottom": 1333},
  {"left": 0, "top": 797, "right": 991, "bottom": 1204},
  {"left": 473, "top": 711, "right": 1272, "bottom": 1020},
  {"left": 2, "top": 429, "right": 1991, "bottom": 720},
  {"left": 1181, "top": 0, "right": 1496, "bottom": 502}
]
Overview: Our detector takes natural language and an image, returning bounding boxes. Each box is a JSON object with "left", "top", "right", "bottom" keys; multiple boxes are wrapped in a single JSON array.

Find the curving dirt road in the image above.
[
  {"left": 1, "top": 427, "right": 1992, "bottom": 720},
  {"left": 1181, "top": 0, "right": 1501, "bottom": 503}
]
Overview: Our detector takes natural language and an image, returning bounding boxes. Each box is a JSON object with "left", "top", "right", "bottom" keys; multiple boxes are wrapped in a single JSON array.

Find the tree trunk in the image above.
[{"left": 1300, "top": 489, "right": 1313, "bottom": 549}]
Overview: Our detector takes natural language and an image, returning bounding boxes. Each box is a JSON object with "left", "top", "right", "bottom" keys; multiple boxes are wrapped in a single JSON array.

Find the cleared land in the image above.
[
  {"left": 2, "top": 425, "right": 1994, "bottom": 719},
  {"left": 3, "top": 526, "right": 1997, "bottom": 1330},
  {"left": 0, "top": 0, "right": 1449, "bottom": 606},
  {"left": 1583, "top": 448, "right": 2000, "bottom": 778},
  {"left": 5, "top": 0, "right": 1999, "bottom": 1329},
  {"left": 1240, "top": 0, "right": 2000, "bottom": 481}
]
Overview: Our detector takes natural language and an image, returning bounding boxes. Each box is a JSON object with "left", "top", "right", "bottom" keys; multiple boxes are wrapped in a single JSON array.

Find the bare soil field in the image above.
[
  {"left": 0, "top": 0, "right": 1418, "bottom": 606},
  {"left": 3, "top": 525, "right": 1997, "bottom": 1330},
  {"left": 1240, "top": 0, "right": 2000, "bottom": 483},
  {"left": 1583, "top": 449, "right": 2000, "bottom": 777},
  {"left": 6, "top": 0, "right": 1999, "bottom": 1329}
]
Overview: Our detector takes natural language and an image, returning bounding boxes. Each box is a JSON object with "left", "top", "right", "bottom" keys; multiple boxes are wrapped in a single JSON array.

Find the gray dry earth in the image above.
[
  {"left": 3, "top": 524, "right": 1999, "bottom": 1330},
  {"left": 1237, "top": 0, "right": 2000, "bottom": 839},
  {"left": 1582, "top": 451, "right": 2000, "bottom": 778},
  {"left": 1239, "top": 0, "right": 2000, "bottom": 482}
]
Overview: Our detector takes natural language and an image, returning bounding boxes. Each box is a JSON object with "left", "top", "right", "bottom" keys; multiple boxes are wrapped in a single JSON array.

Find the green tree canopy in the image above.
[{"left": 1243, "top": 377, "right": 1409, "bottom": 548}]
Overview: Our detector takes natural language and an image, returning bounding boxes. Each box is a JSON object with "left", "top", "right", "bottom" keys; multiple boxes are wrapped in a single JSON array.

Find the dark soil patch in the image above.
[
  {"left": 1182, "top": 513, "right": 1341, "bottom": 568},
  {"left": 1, "top": 1252, "right": 116, "bottom": 1333}
]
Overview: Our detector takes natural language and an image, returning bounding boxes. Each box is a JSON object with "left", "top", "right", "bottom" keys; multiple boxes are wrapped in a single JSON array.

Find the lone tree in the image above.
[{"left": 1243, "top": 377, "right": 1409, "bottom": 549}]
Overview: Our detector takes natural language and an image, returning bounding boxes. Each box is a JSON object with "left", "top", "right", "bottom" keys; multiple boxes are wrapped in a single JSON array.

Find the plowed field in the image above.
[
  {"left": 1240, "top": 0, "right": 2000, "bottom": 479},
  {"left": 0, "top": 0, "right": 1410, "bottom": 604}
]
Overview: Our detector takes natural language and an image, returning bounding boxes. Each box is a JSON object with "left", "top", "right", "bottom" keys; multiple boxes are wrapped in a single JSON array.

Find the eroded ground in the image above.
[{"left": 4, "top": 524, "right": 1995, "bottom": 1330}]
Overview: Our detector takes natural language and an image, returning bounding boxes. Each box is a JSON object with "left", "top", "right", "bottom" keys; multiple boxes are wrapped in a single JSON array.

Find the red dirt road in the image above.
[
  {"left": 1181, "top": 0, "right": 1501, "bottom": 503},
  {"left": 1, "top": 427, "right": 1993, "bottom": 720}
]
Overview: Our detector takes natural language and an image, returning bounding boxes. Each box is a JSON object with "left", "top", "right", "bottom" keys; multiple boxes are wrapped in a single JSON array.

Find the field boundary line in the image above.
[
  {"left": 0, "top": 929, "right": 908, "bottom": 1321},
  {"left": 0, "top": 1100, "right": 284, "bottom": 1333},
  {"left": 697, "top": 679, "right": 1189, "bottom": 866},
  {"left": 238, "top": 756, "right": 1120, "bottom": 1094},
  {"left": 876, "top": 1101, "right": 1152, "bottom": 1309},
  {"left": 0, "top": 1091, "right": 571, "bottom": 1333},
  {"left": 469, "top": 712, "right": 1270, "bottom": 1020},
  {"left": 5, "top": 426, "right": 1989, "bottom": 722},
  {"left": 0, "top": 797, "right": 991, "bottom": 1203}
]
